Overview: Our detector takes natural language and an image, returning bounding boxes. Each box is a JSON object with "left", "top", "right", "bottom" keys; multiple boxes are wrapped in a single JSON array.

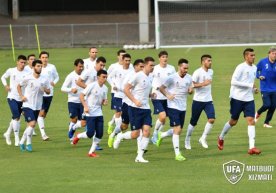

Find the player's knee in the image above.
[
  {"left": 229, "top": 120, "right": 237, "bottom": 126},
  {"left": 159, "top": 113, "right": 166, "bottom": 123},
  {"left": 120, "top": 124, "right": 128, "bottom": 131},
  {"left": 132, "top": 130, "right": 140, "bottom": 138},
  {"left": 71, "top": 117, "right": 78, "bottom": 123},
  {"left": 208, "top": 118, "right": 215, "bottom": 124},
  {"left": 81, "top": 120, "right": 86, "bottom": 127}
]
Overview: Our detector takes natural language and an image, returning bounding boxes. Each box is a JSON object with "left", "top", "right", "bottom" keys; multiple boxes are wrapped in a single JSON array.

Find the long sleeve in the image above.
[
  {"left": 52, "top": 65, "right": 59, "bottom": 84},
  {"left": 231, "top": 66, "right": 253, "bottom": 88},
  {"left": 61, "top": 74, "right": 72, "bottom": 93},
  {"left": 1, "top": 69, "right": 10, "bottom": 86}
]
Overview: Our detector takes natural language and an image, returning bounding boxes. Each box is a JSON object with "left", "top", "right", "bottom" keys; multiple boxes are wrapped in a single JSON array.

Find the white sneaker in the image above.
[
  {"left": 135, "top": 156, "right": 149, "bottom": 163},
  {"left": 185, "top": 140, "right": 191, "bottom": 150},
  {"left": 42, "top": 135, "right": 50, "bottom": 141},
  {"left": 3, "top": 133, "right": 12, "bottom": 145},
  {"left": 113, "top": 133, "right": 122, "bottom": 149},
  {"left": 199, "top": 137, "right": 208, "bottom": 148},
  {"left": 263, "top": 123, "right": 272, "bottom": 128}
]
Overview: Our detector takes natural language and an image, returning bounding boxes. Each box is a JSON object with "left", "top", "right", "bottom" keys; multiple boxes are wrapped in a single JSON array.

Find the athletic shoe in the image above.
[
  {"left": 108, "top": 134, "right": 115, "bottom": 148},
  {"left": 151, "top": 135, "right": 157, "bottom": 144},
  {"left": 96, "top": 145, "right": 103, "bottom": 151},
  {"left": 68, "top": 127, "right": 75, "bottom": 139},
  {"left": 199, "top": 137, "right": 208, "bottom": 148},
  {"left": 26, "top": 144, "right": 33, "bottom": 152},
  {"left": 42, "top": 135, "right": 50, "bottom": 141},
  {"left": 107, "top": 122, "right": 114, "bottom": 135},
  {"left": 254, "top": 112, "right": 260, "bottom": 123},
  {"left": 184, "top": 140, "right": 191, "bottom": 150},
  {"left": 20, "top": 144, "right": 25, "bottom": 152},
  {"left": 175, "top": 153, "right": 186, "bottom": 161},
  {"left": 32, "top": 130, "right": 37, "bottom": 136},
  {"left": 156, "top": 132, "right": 163, "bottom": 147},
  {"left": 263, "top": 123, "right": 272, "bottom": 128},
  {"left": 248, "top": 147, "right": 261, "bottom": 155},
  {"left": 72, "top": 136, "right": 79, "bottom": 145},
  {"left": 135, "top": 156, "right": 149, "bottom": 163},
  {"left": 113, "top": 132, "right": 122, "bottom": 149},
  {"left": 3, "top": 132, "right": 12, "bottom": 145},
  {"left": 217, "top": 137, "right": 224, "bottom": 150},
  {"left": 88, "top": 152, "right": 99, "bottom": 157}
]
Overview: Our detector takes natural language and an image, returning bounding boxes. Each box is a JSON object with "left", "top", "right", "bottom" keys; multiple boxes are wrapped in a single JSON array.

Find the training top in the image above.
[
  {"left": 122, "top": 71, "right": 136, "bottom": 105},
  {"left": 151, "top": 64, "right": 176, "bottom": 100},
  {"left": 83, "top": 58, "right": 96, "bottom": 71},
  {"left": 80, "top": 67, "right": 97, "bottom": 85},
  {"left": 1, "top": 67, "right": 30, "bottom": 101},
  {"left": 192, "top": 67, "right": 213, "bottom": 102},
  {"left": 41, "top": 63, "right": 59, "bottom": 97},
  {"left": 24, "top": 65, "right": 33, "bottom": 73},
  {"left": 127, "top": 71, "right": 152, "bottom": 109},
  {"left": 230, "top": 62, "right": 257, "bottom": 102},
  {"left": 20, "top": 75, "right": 50, "bottom": 110},
  {"left": 82, "top": 81, "right": 108, "bottom": 117},
  {"left": 107, "top": 67, "right": 134, "bottom": 99},
  {"left": 163, "top": 72, "right": 192, "bottom": 111},
  {"left": 61, "top": 71, "right": 83, "bottom": 103},
  {"left": 108, "top": 62, "right": 134, "bottom": 94},
  {"left": 256, "top": 57, "right": 276, "bottom": 92}
]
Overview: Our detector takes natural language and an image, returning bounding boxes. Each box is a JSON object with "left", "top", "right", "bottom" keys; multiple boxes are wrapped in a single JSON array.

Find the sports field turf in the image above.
[{"left": 0, "top": 47, "right": 275, "bottom": 193}]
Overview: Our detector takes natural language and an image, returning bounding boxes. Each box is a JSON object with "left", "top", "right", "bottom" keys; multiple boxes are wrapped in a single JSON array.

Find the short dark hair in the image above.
[
  {"left": 96, "top": 56, "right": 106, "bottom": 63},
  {"left": 32, "top": 59, "right": 42, "bottom": 67},
  {"left": 97, "top": 69, "right": 107, "bottom": 77},
  {"left": 158, "top": 50, "right": 168, "bottom": 58},
  {"left": 117, "top": 49, "right": 126, "bottom": 56},
  {"left": 39, "top": 51, "right": 49, "bottom": 58},
  {"left": 17, "top": 55, "right": 27, "bottom": 61},
  {"left": 122, "top": 53, "right": 131, "bottom": 59},
  {"left": 144, "top": 56, "right": 155, "bottom": 64},
  {"left": 201, "top": 54, "right": 212, "bottom": 62},
  {"left": 74, "top": 58, "right": 84, "bottom": 66},
  {"left": 89, "top": 46, "right": 97, "bottom": 50},
  {"left": 178, "top": 58, "right": 189, "bottom": 66},
  {"left": 133, "top": 59, "right": 144, "bottom": 66},
  {"left": 243, "top": 48, "right": 254, "bottom": 58},
  {"left": 27, "top": 54, "right": 35, "bottom": 60}
]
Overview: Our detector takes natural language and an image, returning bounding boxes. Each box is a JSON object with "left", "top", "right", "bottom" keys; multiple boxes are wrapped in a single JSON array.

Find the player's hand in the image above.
[
  {"left": 5, "top": 85, "right": 10, "bottom": 92},
  {"left": 50, "top": 82, "right": 55, "bottom": 87},
  {"left": 150, "top": 93, "right": 157, "bottom": 99},
  {"left": 84, "top": 106, "right": 89, "bottom": 113},
  {"left": 188, "top": 87, "right": 193, "bottom": 94},
  {"left": 167, "top": 94, "right": 175, "bottom": 100},
  {"left": 20, "top": 96, "right": 27, "bottom": 102},
  {"left": 253, "top": 87, "right": 259, "bottom": 94},
  {"left": 134, "top": 99, "right": 142, "bottom": 107},
  {"left": 102, "top": 99, "right": 108, "bottom": 105},
  {"left": 259, "top": 76, "right": 265, "bottom": 80},
  {"left": 71, "top": 88, "right": 78, "bottom": 93},
  {"left": 113, "top": 86, "right": 118, "bottom": 91}
]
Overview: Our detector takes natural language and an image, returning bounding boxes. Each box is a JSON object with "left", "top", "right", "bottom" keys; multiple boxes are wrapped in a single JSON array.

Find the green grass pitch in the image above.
[{"left": 0, "top": 47, "right": 275, "bottom": 193}]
